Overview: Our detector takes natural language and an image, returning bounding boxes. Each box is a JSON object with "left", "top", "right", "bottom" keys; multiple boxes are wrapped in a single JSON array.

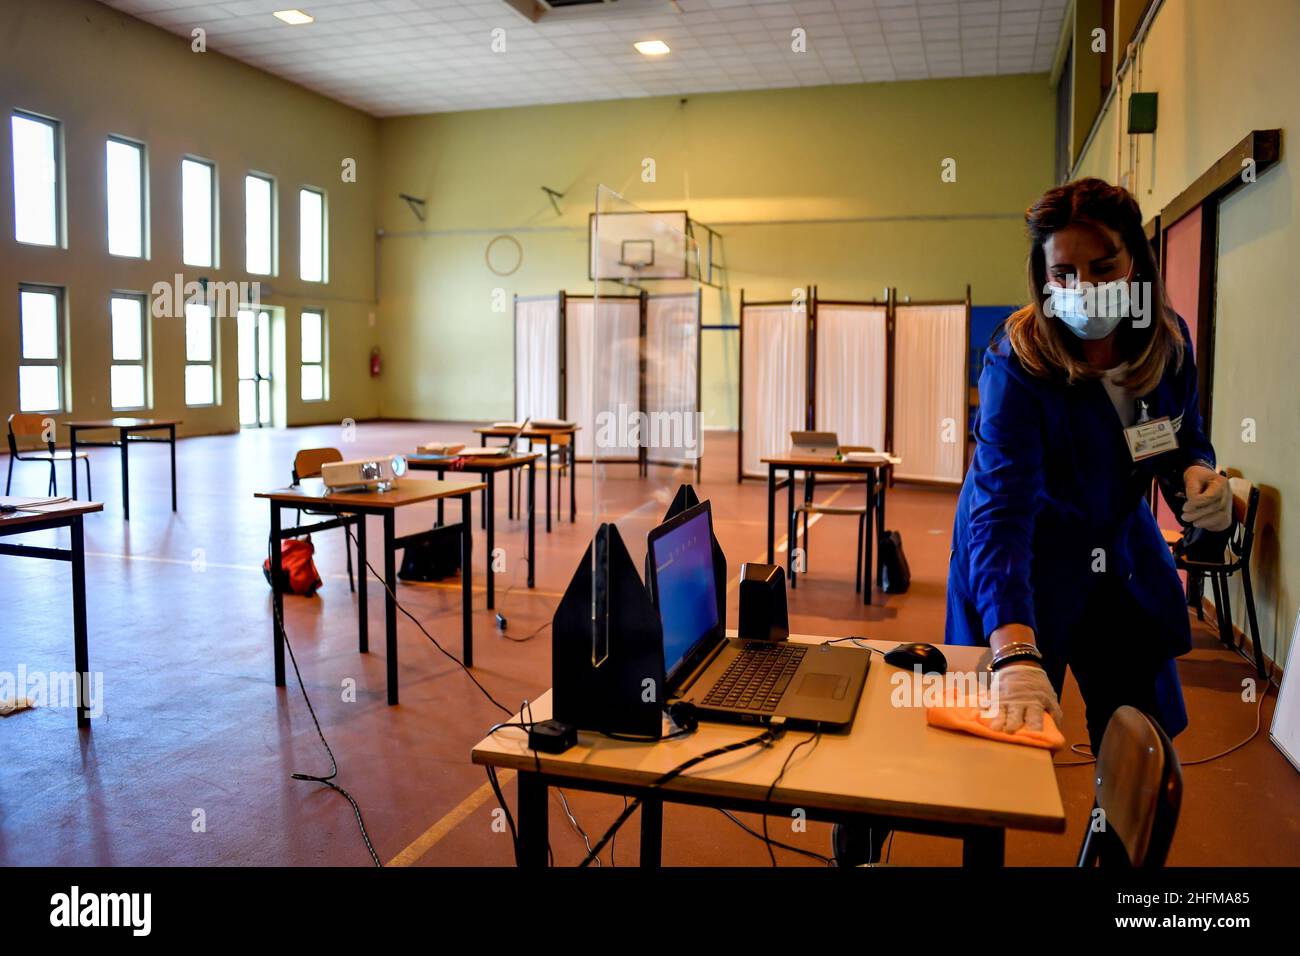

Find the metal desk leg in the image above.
[
  {"left": 169, "top": 424, "right": 177, "bottom": 511},
  {"left": 875, "top": 468, "right": 887, "bottom": 588},
  {"left": 462, "top": 493, "right": 473, "bottom": 666},
  {"left": 766, "top": 463, "right": 776, "bottom": 564},
  {"left": 640, "top": 795, "right": 663, "bottom": 868},
  {"left": 569, "top": 441, "right": 576, "bottom": 523},
  {"left": 787, "top": 468, "right": 796, "bottom": 589},
  {"left": 486, "top": 472, "right": 496, "bottom": 610},
  {"left": 120, "top": 428, "right": 130, "bottom": 520},
  {"left": 71, "top": 515, "right": 90, "bottom": 728},
  {"left": 526, "top": 459, "right": 536, "bottom": 589},
  {"left": 384, "top": 510, "right": 399, "bottom": 705},
  {"left": 517, "top": 772, "right": 549, "bottom": 868},
  {"left": 356, "top": 514, "right": 368, "bottom": 653},
  {"left": 864, "top": 470, "right": 875, "bottom": 606},
  {"left": 70, "top": 428, "right": 79, "bottom": 500},
  {"left": 508, "top": 468, "right": 515, "bottom": 520},
  {"left": 544, "top": 438, "right": 553, "bottom": 533},
  {"left": 962, "top": 828, "right": 1005, "bottom": 867},
  {"left": 271, "top": 503, "right": 285, "bottom": 686},
  {"left": 436, "top": 470, "right": 445, "bottom": 525}
]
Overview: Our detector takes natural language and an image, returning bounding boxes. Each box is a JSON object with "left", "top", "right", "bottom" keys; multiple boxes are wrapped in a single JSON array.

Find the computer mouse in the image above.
[{"left": 883, "top": 642, "right": 947, "bottom": 674}]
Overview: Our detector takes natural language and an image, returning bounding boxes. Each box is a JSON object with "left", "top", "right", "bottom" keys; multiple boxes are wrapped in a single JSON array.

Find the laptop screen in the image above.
[{"left": 649, "top": 505, "right": 719, "bottom": 684}]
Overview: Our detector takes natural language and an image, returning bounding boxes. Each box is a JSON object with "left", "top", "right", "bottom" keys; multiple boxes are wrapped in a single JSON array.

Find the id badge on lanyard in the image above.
[{"left": 1123, "top": 400, "right": 1179, "bottom": 461}]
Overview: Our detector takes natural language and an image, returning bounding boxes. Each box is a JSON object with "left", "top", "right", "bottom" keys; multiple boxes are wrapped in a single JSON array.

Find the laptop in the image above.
[
  {"left": 646, "top": 500, "right": 869, "bottom": 728},
  {"left": 790, "top": 431, "right": 840, "bottom": 459}
]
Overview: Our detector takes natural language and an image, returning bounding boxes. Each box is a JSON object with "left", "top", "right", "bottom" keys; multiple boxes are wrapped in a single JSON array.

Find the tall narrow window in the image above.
[
  {"left": 301, "top": 310, "right": 325, "bottom": 402},
  {"left": 181, "top": 158, "right": 215, "bottom": 267},
  {"left": 299, "top": 187, "right": 325, "bottom": 282},
  {"left": 11, "top": 112, "right": 60, "bottom": 246},
  {"left": 245, "top": 173, "right": 274, "bottom": 275},
  {"left": 184, "top": 302, "right": 216, "bottom": 406},
  {"left": 110, "top": 294, "right": 148, "bottom": 410},
  {"left": 106, "top": 137, "right": 146, "bottom": 258},
  {"left": 18, "top": 285, "right": 64, "bottom": 412}
]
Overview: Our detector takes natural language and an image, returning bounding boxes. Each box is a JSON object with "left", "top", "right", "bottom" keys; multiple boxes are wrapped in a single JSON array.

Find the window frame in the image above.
[
  {"left": 105, "top": 135, "right": 148, "bottom": 260},
  {"left": 109, "top": 291, "right": 150, "bottom": 411},
  {"left": 300, "top": 308, "right": 327, "bottom": 403},
  {"left": 245, "top": 171, "right": 277, "bottom": 277},
  {"left": 11, "top": 110, "right": 64, "bottom": 248},
  {"left": 298, "top": 185, "right": 327, "bottom": 283},
  {"left": 17, "top": 283, "right": 66, "bottom": 413},
  {"left": 181, "top": 155, "right": 218, "bottom": 268},
  {"left": 183, "top": 300, "right": 218, "bottom": 408}
]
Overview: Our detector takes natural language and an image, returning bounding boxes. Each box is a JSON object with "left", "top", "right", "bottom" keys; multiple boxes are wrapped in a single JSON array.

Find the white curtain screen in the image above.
[
  {"left": 514, "top": 295, "right": 560, "bottom": 422},
  {"left": 741, "top": 304, "right": 808, "bottom": 479},
  {"left": 815, "top": 304, "right": 887, "bottom": 452},
  {"left": 891, "top": 303, "right": 967, "bottom": 484},
  {"left": 566, "top": 297, "right": 640, "bottom": 460},
  {"left": 645, "top": 293, "right": 700, "bottom": 466}
]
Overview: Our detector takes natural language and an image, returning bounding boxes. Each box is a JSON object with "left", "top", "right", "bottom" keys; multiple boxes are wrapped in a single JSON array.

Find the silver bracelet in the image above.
[{"left": 988, "top": 641, "right": 1043, "bottom": 671}]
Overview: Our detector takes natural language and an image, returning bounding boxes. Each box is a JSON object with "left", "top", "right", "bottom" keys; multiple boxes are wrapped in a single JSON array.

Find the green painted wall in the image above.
[{"left": 374, "top": 73, "right": 1056, "bottom": 428}]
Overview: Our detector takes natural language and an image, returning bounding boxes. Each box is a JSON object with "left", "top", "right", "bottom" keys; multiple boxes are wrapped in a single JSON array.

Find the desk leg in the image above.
[
  {"left": 169, "top": 424, "right": 177, "bottom": 511},
  {"left": 875, "top": 469, "right": 887, "bottom": 589},
  {"left": 517, "top": 772, "right": 549, "bottom": 868},
  {"left": 271, "top": 503, "right": 285, "bottom": 686},
  {"left": 787, "top": 468, "right": 796, "bottom": 589},
  {"left": 70, "top": 428, "right": 79, "bottom": 500},
  {"left": 485, "top": 473, "right": 496, "bottom": 610},
  {"left": 864, "top": 470, "right": 875, "bottom": 606},
  {"left": 544, "top": 438, "right": 553, "bottom": 533},
  {"left": 962, "top": 828, "right": 1005, "bottom": 867},
  {"left": 766, "top": 463, "right": 776, "bottom": 564},
  {"left": 526, "top": 459, "right": 535, "bottom": 589},
  {"left": 356, "top": 516, "right": 368, "bottom": 653},
  {"left": 639, "top": 796, "right": 663, "bottom": 868},
  {"left": 569, "top": 441, "right": 576, "bottom": 523},
  {"left": 436, "top": 471, "right": 444, "bottom": 526},
  {"left": 120, "top": 428, "right": 130, "bottom": 520},
  {"left": 384, "top": 511, "right": 398, "bottom": 705},
  {"left": 508, "top": 468, "right": 514, "bottom": 520},
  {"left": 71, "top": 516, "right": 90, "bottom": 728},
  {"left": 462, "top": 493, "right": 473, "bottom": 666}
]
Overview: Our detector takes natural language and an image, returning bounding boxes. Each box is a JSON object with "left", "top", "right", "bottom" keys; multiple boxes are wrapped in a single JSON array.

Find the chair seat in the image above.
[
  {"left": 795, "top": 504, "right": 866, "bottom": 517},
  {"left": 1161, "top": 528, "right": 1182, "bottom": 546},
  {"left": 16, "top": 450, "right": 88, "bottom": 461}
]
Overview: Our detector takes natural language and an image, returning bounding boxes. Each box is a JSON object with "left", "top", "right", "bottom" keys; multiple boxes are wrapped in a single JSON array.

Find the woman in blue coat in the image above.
[
  {"left": 948, "top": 178, "right": 1231, "bottom": 755},
  {"left": 833, "top": 178, "right": 1233, "bottom": 867}
]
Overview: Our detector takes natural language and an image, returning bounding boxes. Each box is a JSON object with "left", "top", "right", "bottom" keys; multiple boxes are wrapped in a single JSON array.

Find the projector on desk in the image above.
[{"left": 320, "top": 455, "right": 407, "bottom": 493}]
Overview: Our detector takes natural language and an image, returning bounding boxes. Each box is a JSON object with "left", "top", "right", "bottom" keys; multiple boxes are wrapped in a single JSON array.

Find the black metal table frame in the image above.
[
  {"left": 481, "top": 432, "right": 575, "bottom": 533},
  {"left": 0, "top": 511, "right": 92, "bottom": 727},
  {"left": 67, "top": 423, "right": 177, "bottom": 520},
  {"left": 267, "top": 490, "right": 473, "bottom": 706},
  {"left": 765, "top": 463, "right": 888, "bottom": 606},
  {"left": 512, "top": 768, "right": 1006, "bottom": 868}
]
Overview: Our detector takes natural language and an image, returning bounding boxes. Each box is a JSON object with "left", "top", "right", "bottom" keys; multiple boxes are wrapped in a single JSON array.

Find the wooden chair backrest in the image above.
[
  {"left": 294, "top": 447, "right": 343, "bottom": 482},
  {"left": 8, "top": 413, "right": 55, "bottom": 453},
  {"left": 1091, "top": 706, "right": 1183, "bottom": 866}
]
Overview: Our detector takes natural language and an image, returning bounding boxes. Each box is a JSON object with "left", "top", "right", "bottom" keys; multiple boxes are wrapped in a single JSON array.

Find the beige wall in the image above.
[
  {"left": 374, "top": 73, "right": 1056, "bottom": 427},
  {"left": 0, "top": 0, "right": 380, "bottom": 438},
  {"left": 1075, "top": 0, "right": 1300, "bottom": 668}
]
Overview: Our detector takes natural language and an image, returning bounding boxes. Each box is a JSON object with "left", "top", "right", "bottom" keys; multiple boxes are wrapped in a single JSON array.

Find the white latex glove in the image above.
[
  {"left": 1182, "top": 465, "right": 1232, "bottom": 532},
  {"left": 987, "top": 663, "right": 1063, "bottom": 734}
]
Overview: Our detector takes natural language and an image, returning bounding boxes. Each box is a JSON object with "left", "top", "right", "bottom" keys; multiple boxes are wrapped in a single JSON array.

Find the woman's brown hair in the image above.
[{"left": 1005, "top": 177, "right": 1182, "bottom": 395}]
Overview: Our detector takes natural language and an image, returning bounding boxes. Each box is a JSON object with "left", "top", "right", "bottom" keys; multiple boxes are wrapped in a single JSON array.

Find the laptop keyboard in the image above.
[{"left": 701, "top": 642, "right": 807, "bottom": 712}]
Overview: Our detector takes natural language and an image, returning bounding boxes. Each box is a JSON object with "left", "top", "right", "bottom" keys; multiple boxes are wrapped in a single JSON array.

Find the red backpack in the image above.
[{"left": 263, "top": 537, "right": 323, "bottom": 597}]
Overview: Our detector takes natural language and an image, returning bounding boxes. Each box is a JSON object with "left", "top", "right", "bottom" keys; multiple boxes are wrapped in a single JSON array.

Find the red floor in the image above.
[{"left": 1, "top": 422, "right": 1296, "bottom": 866}]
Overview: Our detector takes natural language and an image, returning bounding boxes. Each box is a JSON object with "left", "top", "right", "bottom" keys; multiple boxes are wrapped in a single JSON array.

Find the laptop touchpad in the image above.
[{"left": 797, "top": 673, "right": 848, "bottom": 700}]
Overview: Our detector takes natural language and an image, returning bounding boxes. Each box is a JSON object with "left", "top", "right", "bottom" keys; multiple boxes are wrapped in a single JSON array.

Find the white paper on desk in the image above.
[{"left": 842, "top": 452, "right": 899, "bottom": 465}]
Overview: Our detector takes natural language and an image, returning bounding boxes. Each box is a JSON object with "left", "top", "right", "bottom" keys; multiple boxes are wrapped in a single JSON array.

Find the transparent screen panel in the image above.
[{"left": 591, "top": 187, "right": 704, "bottom": 670}]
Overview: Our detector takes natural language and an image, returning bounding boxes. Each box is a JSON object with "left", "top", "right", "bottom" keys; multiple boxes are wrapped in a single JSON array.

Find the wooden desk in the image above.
[
  {"left": 65, "top": 418, "right": 181, "bottom": 519},
  {"left": 406, "top": 452, "right": 538, "bottom": 609},
  {"left": 761, "top": 453, "right": 894, "bottom": 605},
  {"left": 0, "top": 496, "right": 104, "bottom": 727},
  {"left": 255, "top": 477, "right": 484, "bottom": 705},
  {"left": 473, "top": 425, "right": 578, "bottom": 533},
  {"left": 472, "top": 636, "right": 1066, "bottom": 867}
]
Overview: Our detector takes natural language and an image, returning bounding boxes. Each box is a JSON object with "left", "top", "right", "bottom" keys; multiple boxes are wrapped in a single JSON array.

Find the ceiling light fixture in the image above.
[
  {"left": 634, "top": 40, "right": 671, "bottom": 56},
  {"left": 273, "top": 9, "right": 314, "bottom": 25}
]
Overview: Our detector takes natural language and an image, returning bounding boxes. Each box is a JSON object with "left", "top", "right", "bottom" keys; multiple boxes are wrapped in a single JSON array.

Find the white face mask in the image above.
[{"left": 1046, "top": 267, "right": 1134, "bottom": 340}]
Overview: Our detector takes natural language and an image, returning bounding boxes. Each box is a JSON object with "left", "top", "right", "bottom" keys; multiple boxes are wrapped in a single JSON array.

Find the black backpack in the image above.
[
  {"left": 878, "top": 530, "right": 911, "bottom": 594},
  {"left": 398, "top": 524, "right": 463, "bottom": 582}
]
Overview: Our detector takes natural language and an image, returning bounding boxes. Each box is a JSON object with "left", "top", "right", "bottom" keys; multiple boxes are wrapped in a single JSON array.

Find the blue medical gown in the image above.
[{"left": 945, "top": 318, "right": 1215, "bottom": 738}]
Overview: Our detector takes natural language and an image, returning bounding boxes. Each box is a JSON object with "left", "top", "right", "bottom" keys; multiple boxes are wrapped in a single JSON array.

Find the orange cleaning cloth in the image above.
[{"left": 926, "top": 706, "right": 1066, "bottom": 751}]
